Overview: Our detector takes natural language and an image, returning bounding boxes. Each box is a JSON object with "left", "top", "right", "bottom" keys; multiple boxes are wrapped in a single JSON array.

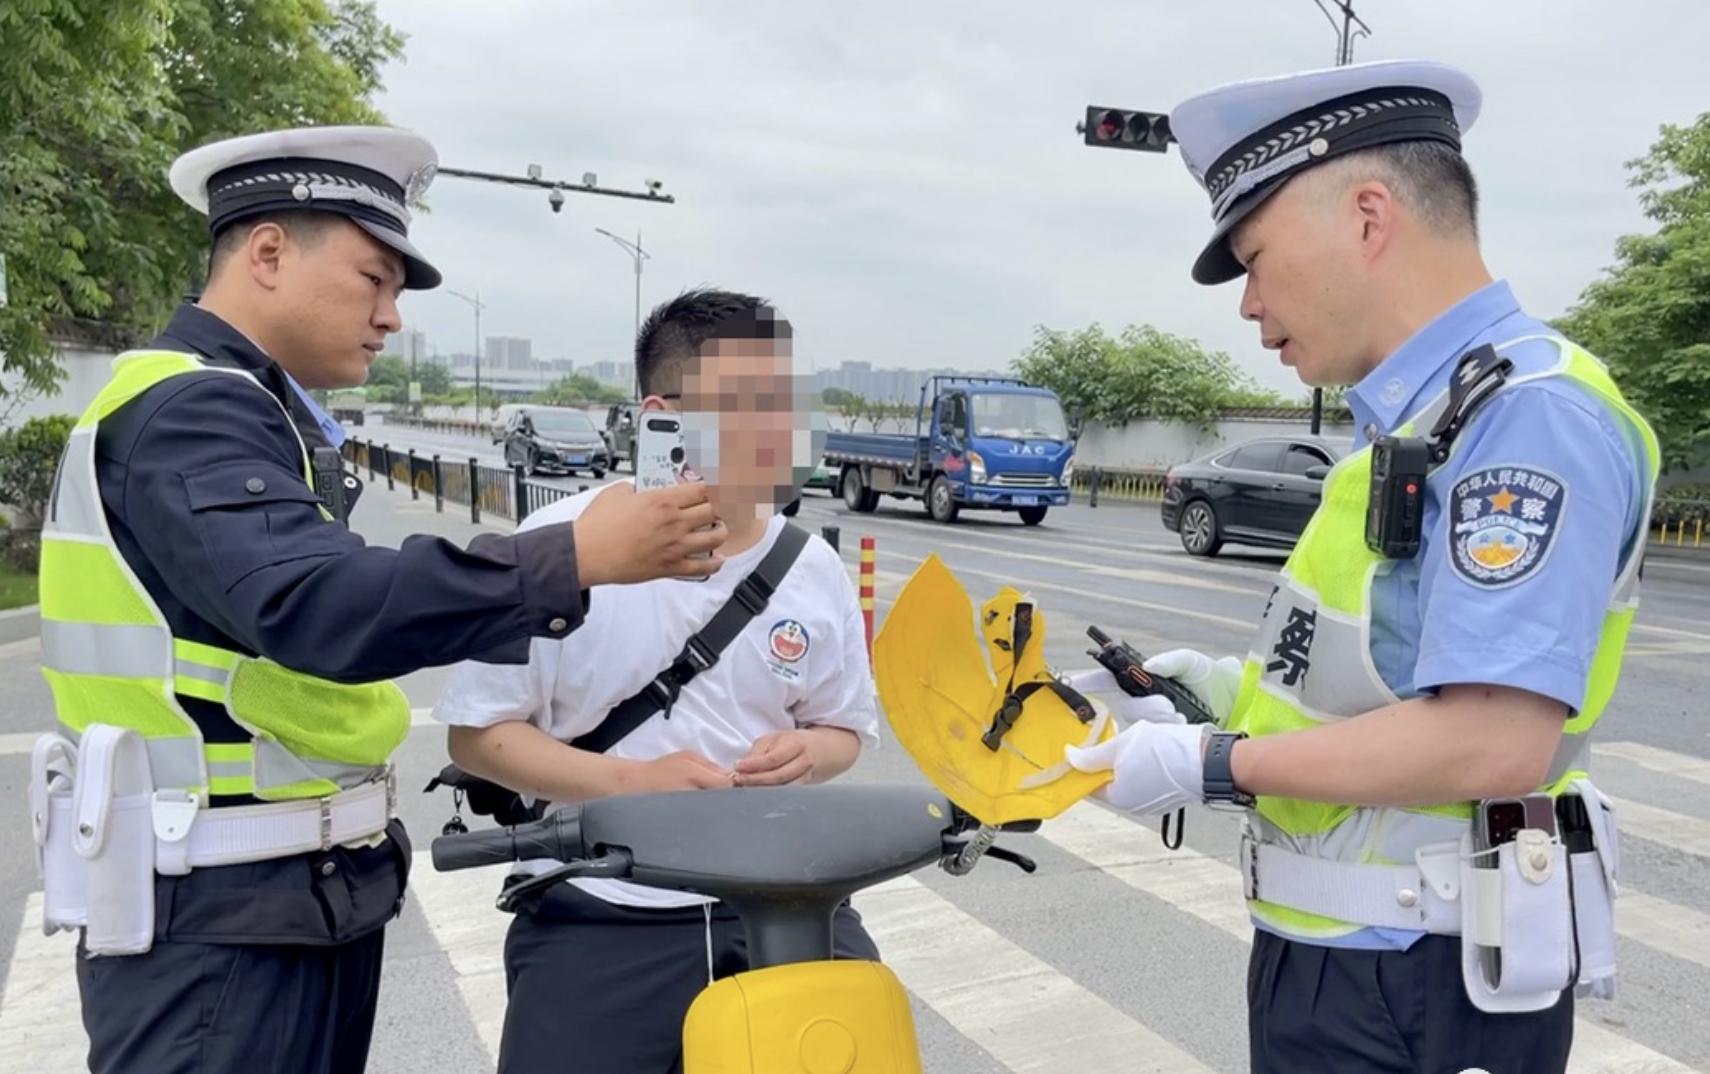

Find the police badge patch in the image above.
[{"left": 1449, "top": 465, "right": 1567, "bottom": 588}]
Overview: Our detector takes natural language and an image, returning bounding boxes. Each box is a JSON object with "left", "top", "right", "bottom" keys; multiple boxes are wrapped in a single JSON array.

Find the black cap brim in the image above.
[
  {"left": 351, "top": 218, "right": 441, "bottom": 290},
  {"left": 1190, "top": 173, "right": 1293, "bottom": 286}
]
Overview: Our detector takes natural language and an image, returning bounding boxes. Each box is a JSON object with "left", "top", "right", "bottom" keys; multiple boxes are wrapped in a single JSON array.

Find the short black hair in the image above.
[
  {"left": 1316, "top": 141, "right": 1480, "bottom": 239},
  {"left": 634, "top": 288, "right": 788, "bottom": 397},
  {"left": 207, "top": 210, "right": 339, "bottom": 278}
]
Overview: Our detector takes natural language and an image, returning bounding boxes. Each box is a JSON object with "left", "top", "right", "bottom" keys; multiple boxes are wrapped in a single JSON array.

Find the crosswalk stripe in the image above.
[
  {"left": 1035, "top": 804, "right": 1698, "bottom": 1074},
  {"left": 1606, "top": 796, "right": 1710, "bottom": 860},
  {"left": 1609, "top": 891, "right": 1710, "bottom": 975},
  {"left": 868, "top": 548, "right": 1253, "bottom": 632},
  {"left": 0, "top": 896, "right": 87, "bottom": 1068},
  {"left": 1596, "top": 741, "right": 1710, "bottom": 788},
  {"left": 856, "top": 875, "right": 1218, "bottom": 1073},
  {"left": 404, "top": 853, "right": 510, "bottom": 1066}
]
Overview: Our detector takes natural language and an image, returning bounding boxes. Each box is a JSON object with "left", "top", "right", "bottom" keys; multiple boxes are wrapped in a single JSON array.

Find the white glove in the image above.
[
  {"left": 1060, "top": 668, "right": 1187, "bottom": 726},
  {"left": 1141, "top": 649, "right": 1243, "bottom": 727},
  {"left": 1063, "top": 722, "right": 1209, "bottom": 815}
]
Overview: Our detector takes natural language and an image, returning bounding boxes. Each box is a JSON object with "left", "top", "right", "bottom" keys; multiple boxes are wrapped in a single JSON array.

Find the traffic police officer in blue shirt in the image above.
[
  {"left": 1064, "top": 60, "right": 1656, "bottom": 1072},
  {"left": 36, "top": 126, "right": 728, "bottom": 1074}
]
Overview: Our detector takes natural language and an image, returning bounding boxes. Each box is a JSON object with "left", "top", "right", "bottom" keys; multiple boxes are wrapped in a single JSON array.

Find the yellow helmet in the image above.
[{"left": 874, "top": 554, "right": 1114, "bottom": 826}]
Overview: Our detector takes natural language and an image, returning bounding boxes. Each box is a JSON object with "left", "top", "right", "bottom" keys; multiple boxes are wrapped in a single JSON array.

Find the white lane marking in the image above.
[{"left": 857, "top": 874, "right": 1218, "bottom": 1073}]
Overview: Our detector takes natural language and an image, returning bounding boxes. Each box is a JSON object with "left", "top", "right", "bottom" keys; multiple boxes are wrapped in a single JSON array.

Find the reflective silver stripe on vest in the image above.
[
  {"left": 40, "top": 620, "right": 172, "bottom": 679},
  {"left": 255, "top": 738, "right": 384, "bottom": 793},
  {"left": 1250, "top": 803, "right": 1470, "bottom": 869},
  {"left": 44, "top": 428, "right": 107, "bottom": 540},
  {"left": 1548, "top": 732, "right": 1591, "bottom": 783},
  {"left": 54, "top": 722, "right": 205, "bottom": 791},
  {"left": 207, "top": 759, "right": 252, "bottom": 782},
  {"left": 1247, "top": 575, "right": 1396, "bottom": 720},
  {"left": 173, "top": 656, "right": 232, "bottom": 691}
]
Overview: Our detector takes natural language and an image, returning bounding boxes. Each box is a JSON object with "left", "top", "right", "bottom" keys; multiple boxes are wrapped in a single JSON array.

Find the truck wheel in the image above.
[
  {"left": 927, "top": 476, "right": 960, "bottom": 523},
  {"left": 842, "top": 468, "right": 878, "bottom": 513},
  {"left": 1018, "top": 505, "right": 1048, "bottom": 526}
]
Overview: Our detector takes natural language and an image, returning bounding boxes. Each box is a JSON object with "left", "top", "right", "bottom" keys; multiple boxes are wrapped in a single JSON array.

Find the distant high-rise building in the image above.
[
  {"left": 484, "top": 336, "right": 533, "bottom": 371},
  {"left": 387, "top": 328, "right": 429, "bottom": 367}
]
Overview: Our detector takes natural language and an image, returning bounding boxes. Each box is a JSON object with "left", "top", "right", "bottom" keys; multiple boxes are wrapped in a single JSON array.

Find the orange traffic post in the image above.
[{"left": 860, "top": 536, "right": 876, "bottom": 660}]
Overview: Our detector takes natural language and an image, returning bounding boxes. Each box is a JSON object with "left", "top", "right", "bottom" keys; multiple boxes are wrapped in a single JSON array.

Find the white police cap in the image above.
[
  {"left": 1170, "top": 59, "right": 1482, "bottom": 285},
  {"left": 169, "top": 125, "right": 442, "bottom": 290}
]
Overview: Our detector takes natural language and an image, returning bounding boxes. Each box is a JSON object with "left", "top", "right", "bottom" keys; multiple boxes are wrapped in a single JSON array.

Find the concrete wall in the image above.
[
  {"left": 1, "top": 342, "right": 119, "bottom": 428},
  {"left": 1072, "top": 415, "right": 1358, "bottom": 472}
]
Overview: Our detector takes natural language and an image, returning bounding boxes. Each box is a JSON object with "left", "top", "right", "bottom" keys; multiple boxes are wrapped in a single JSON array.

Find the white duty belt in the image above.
[
  {"left": 152, "top": 767, "right": 397, "bottom": 874},
  {"left": 1239, "top": 828, "right": 1463, "bottom": 934}
]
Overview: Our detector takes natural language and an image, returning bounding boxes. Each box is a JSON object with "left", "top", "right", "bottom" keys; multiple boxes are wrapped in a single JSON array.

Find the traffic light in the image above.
[{"left": 1079, "top": 106, "right": 1174, "bottom": 152}]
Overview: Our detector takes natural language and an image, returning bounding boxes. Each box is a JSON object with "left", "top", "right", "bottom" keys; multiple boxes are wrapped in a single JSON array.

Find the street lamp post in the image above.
[
  {"left": 447, "top": 289, "right": 486, "bottom": 422},
  {"left": 595, "top": 228, "right": 650, "bottom": 400}
]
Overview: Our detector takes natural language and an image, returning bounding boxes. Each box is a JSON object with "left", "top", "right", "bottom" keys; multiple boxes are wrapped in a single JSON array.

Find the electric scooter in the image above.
[{"left": 431, "top": 782, "right": 1036, "bottom": 1073}]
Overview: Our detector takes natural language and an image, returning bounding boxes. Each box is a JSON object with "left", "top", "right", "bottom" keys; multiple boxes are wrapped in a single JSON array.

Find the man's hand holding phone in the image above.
[{"left": 574, "top": 482, "right": 726, "bottom": 584}]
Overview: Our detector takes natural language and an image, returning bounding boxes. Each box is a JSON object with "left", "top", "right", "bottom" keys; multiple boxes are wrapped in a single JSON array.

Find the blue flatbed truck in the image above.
[{"left": 824, "top": 376, "right": 1076, "bottom": 525}]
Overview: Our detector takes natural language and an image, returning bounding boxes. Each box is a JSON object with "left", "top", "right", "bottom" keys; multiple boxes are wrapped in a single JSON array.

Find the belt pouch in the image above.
[
  {"left": 72, "top": 725, "right": 157, "bottom": 957},
  {"left": 1459, "top": 828, "right": 1575, "bottom": 1013}
]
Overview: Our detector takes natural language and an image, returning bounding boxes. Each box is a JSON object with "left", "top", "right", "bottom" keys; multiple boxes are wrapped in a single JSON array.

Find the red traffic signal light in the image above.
[{"left": 1081, "top": 106, "right": 1174, "bottom": 153}]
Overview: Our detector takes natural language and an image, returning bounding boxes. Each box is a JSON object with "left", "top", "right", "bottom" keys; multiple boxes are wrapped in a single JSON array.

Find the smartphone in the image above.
[
  {"left": 635, "top": 412, "right": 690, "bottom": 491},
  {"left": 633, "top": 412, "right": 713, "bottom": 574},
  {"left": 1473, "top": 794, "right": 1558, "bottom": 986}
]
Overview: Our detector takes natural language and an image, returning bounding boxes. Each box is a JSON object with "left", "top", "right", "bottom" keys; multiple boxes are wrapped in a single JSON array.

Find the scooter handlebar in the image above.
[{"left": 430, "top": 810, "right": 584, "bottom": 872}]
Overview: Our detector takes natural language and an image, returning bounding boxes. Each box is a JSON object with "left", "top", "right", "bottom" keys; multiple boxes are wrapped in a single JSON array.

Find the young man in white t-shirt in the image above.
[{"left": 432, "top": 289, "right": 881, "bottom": 1074}]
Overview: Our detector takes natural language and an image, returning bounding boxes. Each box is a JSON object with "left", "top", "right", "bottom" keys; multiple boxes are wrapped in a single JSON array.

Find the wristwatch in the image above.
[{"left": 1202, "top": 731, "right": 1255, "bottom": 809}]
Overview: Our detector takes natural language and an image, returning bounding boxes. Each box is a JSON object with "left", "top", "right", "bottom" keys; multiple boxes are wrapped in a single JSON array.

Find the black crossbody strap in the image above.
[{"left": 569, "top": 522, "right": 814, "bottom": 754}]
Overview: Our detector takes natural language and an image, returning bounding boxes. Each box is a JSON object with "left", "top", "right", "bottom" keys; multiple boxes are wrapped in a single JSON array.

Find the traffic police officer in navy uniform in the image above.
[
  {"left": 1065, "top": 61, "right": 1656, "bottom": 1072},
  {"left": 34, "top": 126, "right": 727, "bottom": 1074}
]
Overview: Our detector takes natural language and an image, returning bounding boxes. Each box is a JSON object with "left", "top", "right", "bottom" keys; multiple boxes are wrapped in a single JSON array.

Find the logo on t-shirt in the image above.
[{"left": 768, "top": 619, "right": 810, "bottom": 664}]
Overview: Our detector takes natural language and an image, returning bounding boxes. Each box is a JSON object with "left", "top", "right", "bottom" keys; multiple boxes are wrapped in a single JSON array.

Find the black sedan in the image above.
[{"left": 1160, "top": 436, "right": 1347, "bottom": 556}]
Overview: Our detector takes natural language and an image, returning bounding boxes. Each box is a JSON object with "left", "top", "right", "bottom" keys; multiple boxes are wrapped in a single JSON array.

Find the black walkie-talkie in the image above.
[{"left": 312, "top": 446, "right": 348, "bottom": 525}]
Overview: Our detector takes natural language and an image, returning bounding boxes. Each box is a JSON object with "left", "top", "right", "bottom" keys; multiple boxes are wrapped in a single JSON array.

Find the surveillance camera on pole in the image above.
[{"left": 548, "top": 187, "right": 566, "bottom": 213}]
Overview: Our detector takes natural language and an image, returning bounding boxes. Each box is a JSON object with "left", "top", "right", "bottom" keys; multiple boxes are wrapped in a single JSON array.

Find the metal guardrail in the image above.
[
  {"left": 383, "top": 414, "right": 494, "bottom": 439},
  {"left": 1071, "top": 467, "right": 1169, "bottom": 505},
  {"left": 1654, "top": 498, "right": 1710, "bottom": 549},
  {"left": 342, "top": 437, "right": 578, "bottom": 524}
]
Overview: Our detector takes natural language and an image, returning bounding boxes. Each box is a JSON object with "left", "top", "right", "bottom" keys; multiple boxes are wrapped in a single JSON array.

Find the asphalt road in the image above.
[{"left": 3, "top": 426, "right": 1708, "bottom": 1073}]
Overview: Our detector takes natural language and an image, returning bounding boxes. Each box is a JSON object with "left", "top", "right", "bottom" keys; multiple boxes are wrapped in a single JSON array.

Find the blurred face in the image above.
[
  {"left": 1228, "top": 175, "right": 1379, "bottom": 388},
  {"left": 678, "top": 337, "right": 817, "bottom": 520},
  {"left": 248, "top": 219, "right": 405, "bottom": 389}
]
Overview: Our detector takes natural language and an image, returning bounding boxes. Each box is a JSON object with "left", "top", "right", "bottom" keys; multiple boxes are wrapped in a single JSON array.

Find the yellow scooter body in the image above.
[
  {"left": 873, "top": 553, "right": 1114, "bottom": 827},
  {"left": 683, "top": 959, "right": 922, "bottom": 1074}
]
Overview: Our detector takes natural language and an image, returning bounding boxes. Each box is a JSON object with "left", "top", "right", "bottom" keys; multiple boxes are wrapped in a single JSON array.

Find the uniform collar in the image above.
[
  {"left": 156, "top": 303, "right": 276, "bottom": 375},
  {"left": 152, "top": 302, "right": 343, "bottom": 449},
  {"left": 1346, "top": 279, "right": 1520, "bottom": 441}
]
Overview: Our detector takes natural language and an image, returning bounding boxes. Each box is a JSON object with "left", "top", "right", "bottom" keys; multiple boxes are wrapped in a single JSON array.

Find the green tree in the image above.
[
  {"left": 820, "top": 387, "right": 858, "bottom": 410},
  {"left": 415, "top": 361, "right": 453, "bottom": 398},
  {"left": 363, "top": 353, "right": 407, "bottom": 404},
  {"left": 1555, "top": 112, "right": 1710, "bottom": 471},
  {"left": 533, "top": 374, "right": 625, "bottom": 407},
  {"left": 1012, "top": 323, "right": 1277, "bottom": 428},
  {"left": 0, "top": 413, "right": 75, "bottom": 570},
  {"left": 1, "top": 0, "right": 405, "bottom": 405}
]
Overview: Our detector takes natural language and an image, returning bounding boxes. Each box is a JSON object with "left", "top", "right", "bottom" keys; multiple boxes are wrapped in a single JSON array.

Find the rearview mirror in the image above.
[{"left": 1304, "top": 464, "right": 1330, "bottom": 480}]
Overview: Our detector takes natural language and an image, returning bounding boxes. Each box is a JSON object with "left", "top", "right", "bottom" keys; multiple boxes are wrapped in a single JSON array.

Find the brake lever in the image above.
[{"left": 494, "top": 849, "right": 633, "bottom": 913}]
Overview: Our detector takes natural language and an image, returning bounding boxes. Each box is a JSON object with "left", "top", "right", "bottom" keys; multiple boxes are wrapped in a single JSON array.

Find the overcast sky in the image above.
[{"left": 372, "top": 0, "right": 1710, "bottom": 396}]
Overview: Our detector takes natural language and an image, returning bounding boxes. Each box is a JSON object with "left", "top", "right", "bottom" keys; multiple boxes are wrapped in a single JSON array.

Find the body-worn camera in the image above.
[{"left": 1363, "top": 344, "right": 1511, "bottom": 559}]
